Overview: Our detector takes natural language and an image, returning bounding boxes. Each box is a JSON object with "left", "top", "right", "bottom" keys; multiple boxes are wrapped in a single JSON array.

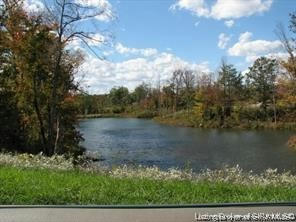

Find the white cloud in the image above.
[
  {"left": 73, "top": 0, "right": 114, "bottom": 22},
  {"left": 21, "top": 0, "right": 113, "bottom": 22},
  {"left": 23, "top": 0, "right": 44, "bottom": 14},
  {"left": 170, "top": 0, "right": 210, "bottom": 18},
  {"left": 75, "top": 0, "right": 109, "bottom": 8},
  {"left": 66, "top": 33, "right": 107, "bottom": 53},
  {"left": 228, "top": 31, "right": 284, "bottom": 62},
  {"left": 238, "top": 31, "right": 253, "bottom": 42},
  {"left": 210, "top": 0, "right": 272, "bottom": 20},
  {"left": 115, "top": 43, "right": 158, "bottom": 57},
  {"left": 218, "top": 33, "right": 231, "bottom": 49},
  {"left": 224, "top": 20, "right": 234, "bottom": 28},
  {"left": 78, "top": 53, "right": 210, "bottom": 94},
  {"left": 170, "top": 0, "right": 273, "bottom": 20},
  {"left": 103, "top": 51, "right": 114, "bottom": 56},
  {"left": 245, "top": 52, "right": 290, "bottom": 63}
]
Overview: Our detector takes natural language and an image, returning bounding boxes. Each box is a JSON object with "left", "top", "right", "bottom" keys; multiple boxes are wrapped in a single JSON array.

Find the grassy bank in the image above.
[
  {"left": 1, "top": 153, "right": 296, "bottom": 205},
  {"left": 79, "top": 111, "right": 296, "bottom": 130},
  {"left": 155, "top": 111, "right": 296, "bottom": 130},
  {"left": 154, "top": 111, "right": 197, "bottom": 127},
  {"left": 1, "top": 166, "right": 296, "bottom": 205}
]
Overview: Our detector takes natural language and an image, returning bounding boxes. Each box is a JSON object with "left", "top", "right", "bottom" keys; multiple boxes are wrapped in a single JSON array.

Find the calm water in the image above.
[{"left": 78, "top": 118, "right": 296, "bottom": 173}]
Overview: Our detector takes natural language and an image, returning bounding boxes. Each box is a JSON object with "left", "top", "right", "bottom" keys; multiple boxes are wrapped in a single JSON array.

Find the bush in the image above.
[
  {"left": 288, "top": 135, "right": 296, "bottom": 150},
  {"left": 136, "top": 110, "right": 158, "bottom": 118},
  {"left": 112, "top": 106, "right": 125, "bottom": 114}
]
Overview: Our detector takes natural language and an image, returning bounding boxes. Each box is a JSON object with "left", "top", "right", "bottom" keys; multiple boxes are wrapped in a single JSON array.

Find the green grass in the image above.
[
  {"left": 0, "top": 166, "right": 295, "bottom": 205},
  {"left": 155, "top": 111, "right": 197, "bottom": 127}
]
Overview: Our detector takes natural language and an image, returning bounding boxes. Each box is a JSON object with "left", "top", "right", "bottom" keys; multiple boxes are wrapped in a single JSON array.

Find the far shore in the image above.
[{"left": 77, "top": 112, "right": 296, "bottom": 131}]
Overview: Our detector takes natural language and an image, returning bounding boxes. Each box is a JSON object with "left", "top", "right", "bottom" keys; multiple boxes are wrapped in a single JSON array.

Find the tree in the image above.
[
  {"left": 170, "top": 68, "right": 195, "bottom": 112},
  {"left": 171, "top": 69, "right": 184, "bottom": 112},
  {"left": 109, "top": 87, "right": 130, "bottom": 108},
  {"left": 276, "top": 13, "right": 296, "bottom": 81},
  {"left": 0, "top": 0, "right": 85, "bottom": 156},
  {"left": 246, "top": 57, "right": 278, "bottom": 120},
  {"left": 276, "top": 11, "right": 296, "bottom": 149},
  {"left": 275, "top": 12, "right": 296, "bottom": 109},
  {"left": 217, "top": 60, "right": 243, "bottom": 118},
  {"left": 0, "top": 1, "right": 44, "bottom": 152},
  {"left": 43, "top": 0, "right": 113, "bottom": 155},
  {"left": 194, "top": 72, "right": 221, "bottom": 123},
  {"left": 181, "top": 69, "right": 195, "bottom": 112},
  {"left": 162, "top": 83, "right": 175, "bottom": 112},
  {"left": 133, "top": 83, "right": 149, "bottom": 103}
]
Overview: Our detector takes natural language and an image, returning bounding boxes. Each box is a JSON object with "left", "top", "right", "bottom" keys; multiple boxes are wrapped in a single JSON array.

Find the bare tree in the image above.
[
  {"left": 43, "top": 0, "right": 114, "bottom": 155},
  {"left": 196, "top": 72, "right": 213, "bottom": 89},
  {"left": 171, "top": 68, "right": 195, "bottom": 112},
  {"left": 275, "top": 23, "right": 296, "bottom": 80},
  {"left": 181, "top": 69, "right": 195, "bottom": 112},
  {"left": 171, "top": 69, "right": 183, "bottom": 112},
  {"left": 276, "top": 23, "right": 295, "bottom": 60}
]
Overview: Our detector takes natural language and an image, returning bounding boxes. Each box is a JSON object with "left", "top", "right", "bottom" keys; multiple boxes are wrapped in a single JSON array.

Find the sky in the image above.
[{"left": 22, "top": 0, "right": 295, "bottom": 94}]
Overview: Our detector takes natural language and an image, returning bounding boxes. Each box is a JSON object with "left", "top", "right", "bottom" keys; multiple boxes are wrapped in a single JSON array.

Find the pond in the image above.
[{"left": 78, "top": 118, "right": 296, "bottom": 173}]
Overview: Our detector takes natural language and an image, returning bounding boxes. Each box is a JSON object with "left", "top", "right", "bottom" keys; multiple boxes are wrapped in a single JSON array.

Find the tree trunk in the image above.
[
  {"left": 273, "top": 93, "right": 277, "bottom": 125},
  {"left": 32, "top": 74, "right": 47, "bottom": 152},
  {"left": 47, "top": 0, "right": 65, "bottom": 156},
  {"left": 48, "top": 44, "right": 62, "bottom": 156},
  {"left": 54, "top": 116, "right": 60, "bottom": 154}
]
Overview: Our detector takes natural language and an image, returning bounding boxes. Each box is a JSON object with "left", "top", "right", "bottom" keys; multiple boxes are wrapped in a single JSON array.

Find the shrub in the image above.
[
  {"left": 136, "top": 110, "right": 158, "bottom": 118},
  {"left": 288, "top": 135, "right": 296, "bottom": 150}
]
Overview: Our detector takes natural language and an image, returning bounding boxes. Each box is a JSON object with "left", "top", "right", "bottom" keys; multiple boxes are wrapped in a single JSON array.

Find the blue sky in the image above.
[
  {"left": 111, "top": 0, "right": 291, "bottom": 65},
  {"left": 23, "top": 0, "right": 295, "bottom": 93}
]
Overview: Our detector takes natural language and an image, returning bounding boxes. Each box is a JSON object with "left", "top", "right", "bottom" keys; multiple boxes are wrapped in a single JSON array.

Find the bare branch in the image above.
[
  {"left": 77, "top": 36, "right": 105, "bottom": 60},
  {"left": 275, "top": 23, "right": 295, "bottom": 59}
]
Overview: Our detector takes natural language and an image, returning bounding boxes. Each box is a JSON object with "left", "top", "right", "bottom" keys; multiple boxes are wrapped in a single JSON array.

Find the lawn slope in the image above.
[{"left": 0, "top": 166, "right": 295, "bottom": 205}]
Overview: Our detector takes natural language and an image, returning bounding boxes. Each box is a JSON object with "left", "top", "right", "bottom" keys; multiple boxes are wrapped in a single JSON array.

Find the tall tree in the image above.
[
  {"left": 275, "top": 12, "right": 296, "bottom": 109},
  {"left": 42, "top": 0, "right": 112, "bottom": 155},
  {"left": 109, "top": 87, "right": 130, "bottom": 108},
  {"left": 246, "top": 57, "right": 278, "bottom": 119},
  {"left": 217, "top": 60, "right": 242, "bottom": 118},
  {"left": 181, "top": 69, "right": 195, "bottom": 112},
  {"left": 133, "top": 83, "right": 149, "bottom": 103},
  {"left": 0, "top": 0, "right": 86, "bottom": 155},
  {"left": 171, "top": 69, "right": 183, "bottom": 112}
]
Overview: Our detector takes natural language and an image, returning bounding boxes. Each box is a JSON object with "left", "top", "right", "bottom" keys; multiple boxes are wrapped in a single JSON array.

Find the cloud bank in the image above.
[
  {"left": 170, "top": 0, "right": 273, "bottom": 26},
  {"left": 228, "top": 32, "right": 284, "bottom": 62},
  {"left": 78, "top": 51, "right": 210, "bottom": 94}
]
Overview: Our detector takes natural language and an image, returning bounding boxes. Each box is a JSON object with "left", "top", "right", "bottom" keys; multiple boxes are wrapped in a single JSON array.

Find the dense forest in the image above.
[{"left": 1, "top": 0, "right": 296, "bottom": 155}]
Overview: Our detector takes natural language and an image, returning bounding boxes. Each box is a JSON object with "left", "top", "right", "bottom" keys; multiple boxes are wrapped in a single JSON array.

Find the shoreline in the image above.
[{"left": 78, "top": 113, "right": 296, "bottom": 131}]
